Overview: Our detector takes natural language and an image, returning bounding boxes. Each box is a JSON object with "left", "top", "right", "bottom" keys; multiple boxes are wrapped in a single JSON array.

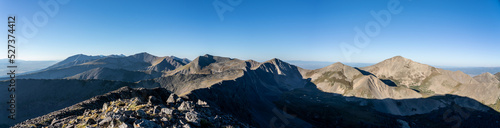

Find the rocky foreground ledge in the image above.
[{"left": 13, "top": 86, "right": 251, "bottom": 128}]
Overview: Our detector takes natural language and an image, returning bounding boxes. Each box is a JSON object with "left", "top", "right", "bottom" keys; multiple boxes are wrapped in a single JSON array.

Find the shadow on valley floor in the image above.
[
  {"left": 273, "top": 81, "right": 500, "bottom": 128},
  {"left": 182, "top": 73, "right": 500, "bottom": 128},
  {"left": 354, "top": 67, "right": 374, "bottom": 76}
]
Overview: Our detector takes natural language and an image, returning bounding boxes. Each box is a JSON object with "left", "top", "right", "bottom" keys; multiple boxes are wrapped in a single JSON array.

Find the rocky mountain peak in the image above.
[
  {"left": 382, "top": 56, "right": 414, "bottom": 64},
  {"left": 44, "top": 54, "right": 107, "bottom": 70},
  {"left": 130, "top": 52, "right": 158, "bottom": 63},
  {"left": 360, "top": 56, "right": 434, "bottom": 87},
  {"left": 203, "top": 54, "right": 213, "bottom": 57},
  {"left": 328, "top": 62, "right": 346, "bottom": 67},
  {"left": 191, "top": 55, "right": 233, "bottom": 70},
  {"left": 473, "top": 72, "right": 500, "bottom": 84},
  {"left": 265, "top": 58, "right": 286, "bottom": 65}
]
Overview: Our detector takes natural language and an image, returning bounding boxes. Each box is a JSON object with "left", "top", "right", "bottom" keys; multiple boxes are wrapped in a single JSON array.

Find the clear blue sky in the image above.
[{"left": 1, "top": 0, "right": 499, "bottom": 67}]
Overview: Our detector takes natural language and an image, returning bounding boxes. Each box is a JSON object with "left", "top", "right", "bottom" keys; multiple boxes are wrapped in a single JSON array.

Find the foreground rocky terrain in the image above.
[
  {"left": 2, "top": 53, "right": 500, "bottom": 127},
  {"left": 13, "top": 87, "right": 251, "bottom": 128}
]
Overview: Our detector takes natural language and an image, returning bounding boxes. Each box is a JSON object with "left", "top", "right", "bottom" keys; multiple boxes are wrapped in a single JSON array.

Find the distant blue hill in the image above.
[
  {"left": 438, "top": 67, "right": 500, "bottom": 76},
  {"left": 0, "top": 59, "right": 58, "bottom": 77}
]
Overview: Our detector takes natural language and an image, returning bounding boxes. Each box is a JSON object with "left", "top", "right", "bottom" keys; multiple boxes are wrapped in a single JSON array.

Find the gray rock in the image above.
[
  {"left": 196, "top": 100, "right": 209, "bottom": 107},
  {"left": 99, "top": 117, "right": 113, "bottom": 126},
  {"left": 102, "top": 103, "right": 109, "bottom": 112},
  {"left": 111, "top": 113, "right": 126, "bottom": 121},
  {"left": 160, "top": 117, "right": 169, "bottom": 122},
  {"left": 161, "top": 108, "right": 173, "bottom": 115},
  {"left": 178, "top": 101, "right": 194, "bottom": 111},
  {"left": 134, "top": 119, "right": 161, "bottom": 128},
  {"left": 151, "top": 106, "right": 161, "bottom": 114},
  {"left": 166, "top": 93, "right": 178, "bottom": 105},
  {"left": 185, "top": 111, "right": 200, "bottom": 126}
]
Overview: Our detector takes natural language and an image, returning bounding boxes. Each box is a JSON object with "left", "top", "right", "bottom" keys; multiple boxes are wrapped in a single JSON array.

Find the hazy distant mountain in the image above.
[
  {"left": 440, "top": 67, "right": 500, "bottom": 77},
  {"left": 5, "top": 53, "right": 500, "bottom": 127},
  {"left": 43, "top": 54, "right": 115, "bottom": 71},
  {"left": 0, "top": 59, "right": 57, "bottom": 77},
  {"left": 17, "top": 53, "right": 188, "bottom": 82}
]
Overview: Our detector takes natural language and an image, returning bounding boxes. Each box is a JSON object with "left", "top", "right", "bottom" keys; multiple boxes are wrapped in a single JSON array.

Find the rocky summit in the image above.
[
  {"left": 13, "top": 86, "right": 251, "bottom": 128},
  {"left": 3, "top": 53, "right": 500, "bottom": 128}
]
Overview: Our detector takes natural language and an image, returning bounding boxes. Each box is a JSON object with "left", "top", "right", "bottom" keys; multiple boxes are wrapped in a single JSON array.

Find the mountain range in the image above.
[{"left": 2, "top": 53, "right": 500, "bottom": 128}]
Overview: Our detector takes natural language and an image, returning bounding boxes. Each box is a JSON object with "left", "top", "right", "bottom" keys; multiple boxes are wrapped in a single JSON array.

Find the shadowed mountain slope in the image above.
[
  {"left": 302, "top": 62, "right": 421, "bottom": 99},
  {"left": 43, "top": 54, "right": 111, "bottom": 71},
  {"left": 6, "top": 54, "right": 500, "bottom": 128},
  {"left": 0, "top": 79, "right": 135, "bottom": 126},
  {"left": 13, "top": 87, "right": 251, "bottom": 128},
  {"left": 17, "top": 53, "right": 187, "bottom": 82},
  {"left": 66, "top": 67, "right": 162, "bottom": 82},
  {"left": 275, "top": 85, "right": 500, "bottom": 127},
  {"left": 139, "top": 55, "right": 312, "bottom": 127}
]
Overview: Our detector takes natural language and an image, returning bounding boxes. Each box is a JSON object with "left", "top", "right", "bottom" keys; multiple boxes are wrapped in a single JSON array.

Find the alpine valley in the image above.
[{"left": 1, "top": 53, "right": 500, "bottom": 128}]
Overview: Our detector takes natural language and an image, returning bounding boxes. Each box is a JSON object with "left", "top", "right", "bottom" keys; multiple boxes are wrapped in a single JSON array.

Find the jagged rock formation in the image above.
[
  {"left": 164, "top": 54, "right": 249, "bottom": 76},
  {"left": 185, "top": 58, "right": 312, "bottom": 127},
  {"left": 43, "top": 54, "right": 111, "bottom": 71},
  {"left": 13, "top": 87, "right": 251, "bottom": 128},
  {"left": 140, "top": 55, "right": 312, "bottom": 127}
]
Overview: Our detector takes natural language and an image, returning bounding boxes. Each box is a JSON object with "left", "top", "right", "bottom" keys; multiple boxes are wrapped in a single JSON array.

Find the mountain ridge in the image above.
[{"left": 5, "top": 53, "right": 500, "bottom": 127}]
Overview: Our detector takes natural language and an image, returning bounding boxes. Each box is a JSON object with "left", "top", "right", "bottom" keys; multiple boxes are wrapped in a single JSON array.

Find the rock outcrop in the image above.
[{"left": 13, "top": 87, "right": 251, "bottom": 128}]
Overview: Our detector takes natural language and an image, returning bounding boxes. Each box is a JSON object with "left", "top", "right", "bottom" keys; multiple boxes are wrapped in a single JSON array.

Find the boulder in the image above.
[{"left": 134, "top": 119, "right": 161, "bottom": 128}]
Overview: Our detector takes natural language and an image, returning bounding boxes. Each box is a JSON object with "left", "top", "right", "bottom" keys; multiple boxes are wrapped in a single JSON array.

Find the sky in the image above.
[{"left": 1, "top": 0, "right": 499, "bottom": 67}]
